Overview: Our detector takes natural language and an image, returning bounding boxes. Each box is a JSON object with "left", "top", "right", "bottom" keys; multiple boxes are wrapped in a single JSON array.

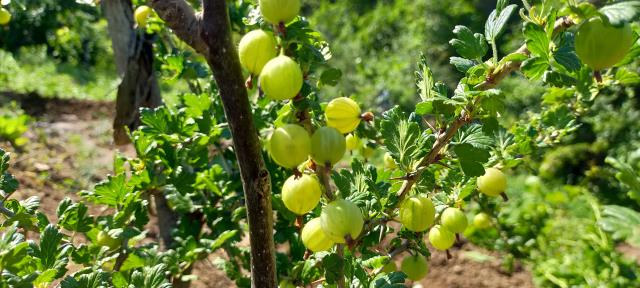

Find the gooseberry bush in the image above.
[{"left": 1, "top": 0, "right": 640, "bottom": 287}]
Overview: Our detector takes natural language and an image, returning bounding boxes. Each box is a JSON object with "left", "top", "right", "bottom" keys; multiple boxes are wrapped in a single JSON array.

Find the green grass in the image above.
[
  {"left": 0, "top": 46, "right": 119, "bottom": 101},
  {"left": 0, "top": 46, "right": 187, "bottom": 104}
]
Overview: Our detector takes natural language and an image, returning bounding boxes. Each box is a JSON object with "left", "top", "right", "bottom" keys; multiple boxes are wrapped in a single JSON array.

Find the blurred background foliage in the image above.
[{"left": 0, "top": 0, "right": 639, "bottom": 286}]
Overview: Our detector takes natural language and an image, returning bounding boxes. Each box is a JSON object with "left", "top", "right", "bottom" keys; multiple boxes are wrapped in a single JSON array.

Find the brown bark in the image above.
[
  {"left": 150, "top": 1, "right": 277, "bottom": 287},
  {"left": 112, "top": 31, "right": 163, "bottom": 144},
  {"left": 103, "top": 0, "right": 162, "bottom": 145}
]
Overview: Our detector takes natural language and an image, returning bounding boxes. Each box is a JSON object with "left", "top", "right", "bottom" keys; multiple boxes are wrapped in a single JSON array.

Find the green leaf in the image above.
[
  {"left": 450, "top": 25, "right": 488, "bottom": 60},
  {"left": 129, "top": 264, "right": 172, "bottom": 288},
  {"left": 450, "top": 57, "right": 476, "bottom": 73},
  {"left": 521, "top": 56, "right": 549, "bottom": 80},
  {"left": 34, "top": 269, "right": 58, "bottom": 287},
  {"left": 324, "top": 253, "right": 345, "bottom": 285},
  {"left": 318, "top": 68, "right": 342, "bottom": 87},
  {"left": 82, "top": 174, "right": 131, "bottom": 207},
  {"left": 452, "top": 124, "right": 493, "bottom": 150},
  {"left": 204, "top": 230, "right": 239, "bottom": 251},
  {"left": 380, "top": 108, "right": 428, "bottom": 171},
  {"left": 523, "top": 22, "right": 549, "bottom": 59},
  {"left": 615, "top": 67, "right": 640, "bottom": 85},
  {"left": 553, "top": 32, "right": 581, "bottom": 72},
  {"left": 415, "top": 53, "right": 434, "bottom": 102},
  {"left": 454, "top": 143, "right": 490, "bottom": 177},
  {"left": 57, "top": 200, "right": 93, "bottom": 233},
  {"left": 485, "top": 4, "right": 518, "bottom": 42},
  {"left": 414, "top": 101, "right": 434, "bottom": 115},
  {"left": 36, "top": 224, "right": 66, "bottom": 269},
  {"left": 371, "top": 271, "right": 407, "bottom": 288},
  {"left": 600, "top": 1, "right": 640, "bottom": 26},
  {"left": 599, "top": 205, "right": 640, "bottom": 247},
  {"left": 61, "top": 270, "right": 109, "bottom": 288},
  {"left": 606, "top": 157, "right": 640, "bottom": 203}
]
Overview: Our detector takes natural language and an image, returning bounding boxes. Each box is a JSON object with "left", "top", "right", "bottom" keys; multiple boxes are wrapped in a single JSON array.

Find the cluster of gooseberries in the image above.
[
  {"left": 240, "top": 0, "right": 511, "bottom": 283},
  {"left": 238, "top": 0, "right": 375, "bottom": 256},
  {"left": 392, "top": 167, "right": 507, "bottom": 280}
]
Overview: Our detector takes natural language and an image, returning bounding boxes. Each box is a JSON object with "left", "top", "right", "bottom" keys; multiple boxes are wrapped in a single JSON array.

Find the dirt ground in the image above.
[{"left": 1, "top": 92, "right": 536, "bottom": 287}]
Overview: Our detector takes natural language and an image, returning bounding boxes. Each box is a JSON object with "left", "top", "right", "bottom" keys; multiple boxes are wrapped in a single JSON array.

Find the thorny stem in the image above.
[{"left": 359, "top": 17, "right": 577, "bottom": 266}]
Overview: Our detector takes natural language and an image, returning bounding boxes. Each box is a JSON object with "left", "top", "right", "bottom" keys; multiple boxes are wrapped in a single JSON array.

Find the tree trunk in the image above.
[
  {"left": 150, "top": 1, "right": 277, "bottom": 287},
  {"left": 102, "top": 0, "right": 162, "bottom": 145},
  {"left": 104, "top": 1, "right": 185, "bottom": 286}
]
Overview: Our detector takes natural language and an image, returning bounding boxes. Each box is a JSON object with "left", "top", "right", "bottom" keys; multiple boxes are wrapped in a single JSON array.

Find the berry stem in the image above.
[
  {"left": 500, "top": 192, "right": 509, "bottom": 202},
  {"left": 594, "top": 70, "right": 603, "bottom": 83}
]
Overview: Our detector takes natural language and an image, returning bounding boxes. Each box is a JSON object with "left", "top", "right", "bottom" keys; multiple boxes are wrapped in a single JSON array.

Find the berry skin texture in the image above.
[
  {"left": 575, "top": 17, "right": 634, "bottom": 71},
  {"left": 477, "top": 167, "right": 507, "bottom": 197},
  {"left": 311, "top": 127, "right": 346, "bottom": 166},
  {"left": 441, "top": 207, "right": 468, "bottom": 234},
  {"left": 345, "top": 134, "right": 361, "bottom": 151},
  {"left": 384, "top": 152, "right": 397, "bottom": 170},
  {"left": 301, "top": 217, "right": 335, "bottom": 252},
  {"left": 260, "top": 55, "right": 303, "bottom": 100},
  {"left": 0, "top": 8, "right": 11, "bottom": 25},
  {"left": 381, "top": 261, "right": 397, "bottom": 273},
  {"left": 96, "top": 231, "right": 119, "bottom": 250},
  {"left": 134, "top": 6, "right": 153, "bottom": 28},
  {"left": 238, "top": 30, "right": 277, "bottom": 75},
  {"left": 473, "top": 213, "right": 492, "bottom": 229},
  {"left": 398, "top": 194, "right": 435, "bottom": 232},
  {"left": 281, "top": 174, "right": 322, "bottom": 215},
  {"left": 268, "top": 124, "right": 310, "bottom": 169},
  {"left": 259, "top": 0, "right": 300, "bottom": 25},
  {"left": 400, "top": 255, "right": 429, "bottom": 281},
  {"left": 320, "top": 199, "right": 364, "bottom": 243},
  {"left": 428, "top": 225, "right": 455, "bottom": 251},
  {"left": 325, "top": 97, "right": 362, "bottom": 134}
]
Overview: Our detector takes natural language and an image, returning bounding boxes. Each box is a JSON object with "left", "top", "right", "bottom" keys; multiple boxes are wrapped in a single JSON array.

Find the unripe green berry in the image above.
[
  {"left": 401, "top": 255, "right": 429, "bottom": 281},
  {"left": 473, "top": 212, "right": 492, "bottom": 229},
  {"left": 381, "top": 261, "right": 397, "bottom": 273},
  {"left": 311, "top": 127, "right": 346, "bottom": 166},
  {"left": 260, "top": 55, "right": 303, "bottom": 100},
  {"left": 268, "top": 124, "right": 310, "bottom": 168},
  {"left": 575, "top": 17, "right": 634, "bottom": 71},
  {"left": 441, "top": 207, "right": 468, "bottom": 234},
  {"left": 398, "top": 194, "right": 435, "bottom": 232},
  {"left": 0, "top": 8, "right": 11, "bottom": 25},
  {"left": 259, "top": 0, "right": 300, "bottom": 25},
  {"left": 281, "top": 174, "right": 322, "bottom": 215},
  {"left": 320, "top": 199, "right": 364, "bottom": 243},
  {"left": 384, "top": 152, "right": 397, "bottom": 170},
  {"left": 239, "top": 30, "right": 277, "bottom": 75},
  {"left": 477, "top": 168, "right": 507, "bottom": 197},
  {"left": 345, "top": 134, "right": 361, "bottom": 151},
  {"left": 301, "top": 217, "right": 335, "bottom": 252},
  {"left": 96, "top": 230, "right": 119, "bottom": 250},
  {"left": 325, "top": 97, "right": 361, "bottom": 134},
  {"left": 428, "top": 225, "right": 455, "bottom": 251},
  {"left": 134, "top": 6, "right": 152, "bottom": 28}
]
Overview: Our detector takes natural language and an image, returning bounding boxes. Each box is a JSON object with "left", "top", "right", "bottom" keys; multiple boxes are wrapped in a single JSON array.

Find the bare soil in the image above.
[{"left": 1, "top": 92, "right": 536, "bottom": 287}]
